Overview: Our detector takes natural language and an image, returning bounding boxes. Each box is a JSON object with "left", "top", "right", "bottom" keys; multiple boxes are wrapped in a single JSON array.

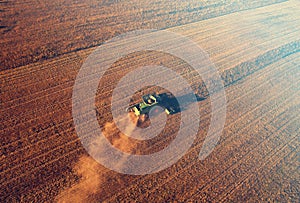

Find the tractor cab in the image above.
[
  {"left": 126, "top": 93, "right": 176, "bottom": 116},
  {"left": 142, "top": 94, "right": 158, "bottom": 105},
  {"left": 127, "top": 93, "right": 160, "bottom": 116}
]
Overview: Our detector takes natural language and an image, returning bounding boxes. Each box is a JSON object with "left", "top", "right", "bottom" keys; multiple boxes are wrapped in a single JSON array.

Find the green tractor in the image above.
[{"left": 126, "top": 93, "right": 176, "bottom": 116}]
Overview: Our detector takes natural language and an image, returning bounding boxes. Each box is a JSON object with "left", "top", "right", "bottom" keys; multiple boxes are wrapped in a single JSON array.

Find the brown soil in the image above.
[{"left": 1, "top": 0, "right": 299, "bottom": 202}]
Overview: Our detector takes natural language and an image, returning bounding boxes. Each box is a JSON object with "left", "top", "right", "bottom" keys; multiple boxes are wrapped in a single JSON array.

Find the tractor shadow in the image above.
[{"left": 158, "top": 92, "right": 205, "bottom": 114}]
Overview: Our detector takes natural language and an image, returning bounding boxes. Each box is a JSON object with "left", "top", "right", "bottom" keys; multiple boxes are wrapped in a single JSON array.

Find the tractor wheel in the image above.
[{"left": 139, "top": 114, "right": 148, "bottom": 122}]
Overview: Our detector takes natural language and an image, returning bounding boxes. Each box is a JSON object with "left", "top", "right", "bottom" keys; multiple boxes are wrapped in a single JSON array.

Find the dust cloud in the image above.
[
  {"left": 55, "top": 155, "right": 103, "bottom": 203},
  {"left": 56, "top": 113, "right": 140, "bottom": 202}
]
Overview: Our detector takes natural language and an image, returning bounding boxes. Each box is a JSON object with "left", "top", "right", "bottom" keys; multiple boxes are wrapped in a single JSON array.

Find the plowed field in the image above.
[{"left": 1, "top": 0, "right": 299, "bottom": 202}]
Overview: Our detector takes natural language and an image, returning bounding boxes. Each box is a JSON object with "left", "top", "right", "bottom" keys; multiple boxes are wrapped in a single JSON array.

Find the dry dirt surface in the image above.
[{"left": 1, "top": 0, "right": 299, "bottom": 202}]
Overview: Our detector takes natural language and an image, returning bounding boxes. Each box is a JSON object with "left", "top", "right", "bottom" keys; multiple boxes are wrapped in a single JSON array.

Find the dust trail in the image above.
[
  {"left": 56, "top": 113, "right": 140, "bottom": 202},
  {"left": 104, "top": 112, "right": 139, "bottom": 151},
  {"left": 90, "top": 112, "right": 141, "bottom": 170},
  {"left": 55, "top": 155, "right": 103, "bottom": 203}
]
